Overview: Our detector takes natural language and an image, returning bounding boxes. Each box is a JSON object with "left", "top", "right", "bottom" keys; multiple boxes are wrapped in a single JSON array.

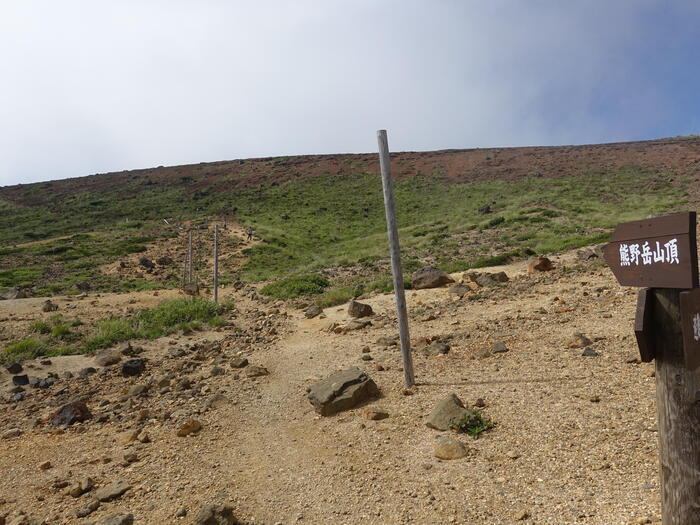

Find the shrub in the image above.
[{"left": 449, "top": 410, "right": 494, "bottom": 438}]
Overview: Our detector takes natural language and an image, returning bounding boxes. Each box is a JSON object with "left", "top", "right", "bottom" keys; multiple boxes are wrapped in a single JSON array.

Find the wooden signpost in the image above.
[{"left": 605, "top": 211, "right": 700, "bottom": 523}]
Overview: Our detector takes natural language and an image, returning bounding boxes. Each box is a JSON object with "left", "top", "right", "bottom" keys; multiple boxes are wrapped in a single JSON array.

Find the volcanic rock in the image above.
[{"left": 307, "top": 367, "right": 379, "bottom": 416}]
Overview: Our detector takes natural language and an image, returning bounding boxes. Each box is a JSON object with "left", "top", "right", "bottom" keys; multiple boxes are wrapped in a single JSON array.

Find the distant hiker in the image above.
[{"left": 246, "top": 227, "right": 254, "bottom": 241}]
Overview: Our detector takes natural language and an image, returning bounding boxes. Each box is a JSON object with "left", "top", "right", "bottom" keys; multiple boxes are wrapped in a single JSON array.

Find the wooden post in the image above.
[
  {"left": 187, "top": 230, "right": 193, "bottom": 284},
  {"left": 213, "top": 224, "right": 219, "bottom": 303},
  {"left": 377, "top": 129, "right": 415, "bottom": 388},
  {"left": 652, "top": 288, "right": 700, "bottom": 523}
]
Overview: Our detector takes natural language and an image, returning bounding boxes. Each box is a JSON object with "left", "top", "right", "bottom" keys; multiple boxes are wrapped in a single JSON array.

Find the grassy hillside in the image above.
[{"left": 0, "top": 159, "right": 688, "bottom": 299}]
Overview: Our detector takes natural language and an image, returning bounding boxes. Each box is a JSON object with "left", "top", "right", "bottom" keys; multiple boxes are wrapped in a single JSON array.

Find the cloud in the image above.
[{"left": 1, "top": 0, "right": 699, "bottom": 186}]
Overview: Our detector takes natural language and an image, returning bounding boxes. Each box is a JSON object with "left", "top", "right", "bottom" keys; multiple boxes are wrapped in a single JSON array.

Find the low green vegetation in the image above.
[
  {"left": 0, "top": 298, "right": 229, "bottom": 362},
  {"left": 449, "top": 410, "right": 495, "bottom": 438},
  {"left": 259, "top": 274, "right": 330, "bottom": 300},
  {"left": 85, "top": 297, "right": 225, "bottom": 351},
  {"left": 0, "top": 164, "right": 688, "bottom": 298}
]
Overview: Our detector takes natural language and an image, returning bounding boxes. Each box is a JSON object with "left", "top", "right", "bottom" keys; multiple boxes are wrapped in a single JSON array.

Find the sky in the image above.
[{"left": 1, "top": 0, "right": 700, "bottom": 186}]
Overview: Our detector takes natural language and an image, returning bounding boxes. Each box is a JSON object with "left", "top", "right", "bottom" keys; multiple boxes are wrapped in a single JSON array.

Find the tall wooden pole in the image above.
[
  {"left": 213, "top": 224, "right": 219, "bottom": 303},
  {"left": 377, "top": 129, "right": 415, "bottom": 388},
  {"left": 652, "top": 288, "right": 700, "bottom": 523},
  {"left": 187, "top": 230, "right": 193, "bottom": 284}
]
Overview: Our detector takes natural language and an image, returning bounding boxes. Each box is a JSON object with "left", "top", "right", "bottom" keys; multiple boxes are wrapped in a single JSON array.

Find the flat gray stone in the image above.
[
  {"left": 95, "top": 348, "right": 121, "bottom": 367},
  {"left": 94, "top": 480, "right": 131, "bottom": 502},
  {"left": 308, "top": 367, "right": 379, "bottom": 416},
  {"left": 425, "top": 393, "right": 469, "bottom": 431}
]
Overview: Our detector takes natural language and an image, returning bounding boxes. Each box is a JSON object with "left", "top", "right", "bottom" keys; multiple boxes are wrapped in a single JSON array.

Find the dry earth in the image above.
[{"left": 0, "top": 243, "right": 663, "bottom": 525}]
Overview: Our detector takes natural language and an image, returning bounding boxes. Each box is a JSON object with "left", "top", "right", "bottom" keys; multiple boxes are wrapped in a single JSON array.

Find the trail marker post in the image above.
[
  {"left": 187, "top": 230, "right": 193, "bottom": 284},
  {"left": 213, "top": 224, "right": 219, "bottom": 303},
  {"left": 604, "top": 212, "right": 700, "bottom": 522},
  {"left": 377, "top": 129, "right": 415, "bottom": 388}
]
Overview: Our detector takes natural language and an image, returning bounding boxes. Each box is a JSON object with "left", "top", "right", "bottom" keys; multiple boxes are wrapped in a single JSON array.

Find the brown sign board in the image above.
[
  {"left": 680, "top": 288, "right": 700, "bottom": 370},
  {"left": 603, "top": 212, "right": 698, "bottom": 289},
  {"left": 635, "top": 288, "right": 655, "bottom": 362}
]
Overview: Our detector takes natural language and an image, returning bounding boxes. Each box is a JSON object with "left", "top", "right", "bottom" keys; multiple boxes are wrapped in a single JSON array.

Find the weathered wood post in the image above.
[
  {"left": 213, "top": 224, "right": 219, "bottom": 303},
  {"left": 604, "top": 212, "right": 700, "bottom": 522},
  {"left": 187, "top": 229, "right": 193, "bottom": 285},
  {"left": 377, "top": 129, "right": 415, "bottom": 388},
  {"left": 652, "top": 288, "right": 700, "bottom": 523}
]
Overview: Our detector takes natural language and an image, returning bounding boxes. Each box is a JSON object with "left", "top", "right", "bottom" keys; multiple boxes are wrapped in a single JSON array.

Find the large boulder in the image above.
[
  {"left": 347, "top": 299, "right": 374, "bottom": 318},
  {"left": 307, "top": 367, "right": 379, "bottom": 416},
  {"left": 412, "top": 267, "right": 455, "bottom": 290},
  {"left": 425, "top": 393, "right": 469, "bottom": 431}
]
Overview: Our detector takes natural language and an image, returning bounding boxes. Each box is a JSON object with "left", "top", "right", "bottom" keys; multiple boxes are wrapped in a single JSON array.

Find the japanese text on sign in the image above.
[{"left": 619, "top": 238, "right": 679, "bottom": 267}]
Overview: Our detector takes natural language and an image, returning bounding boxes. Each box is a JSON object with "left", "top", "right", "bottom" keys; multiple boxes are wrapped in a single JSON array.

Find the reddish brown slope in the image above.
[{"left": 2, "top": 136, "right": 700, "bottom": 206}]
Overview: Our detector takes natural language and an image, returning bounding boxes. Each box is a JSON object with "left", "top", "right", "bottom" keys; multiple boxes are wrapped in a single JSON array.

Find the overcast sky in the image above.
[{"left": 1, "top": 1, "right": 699, "bottom": 186}]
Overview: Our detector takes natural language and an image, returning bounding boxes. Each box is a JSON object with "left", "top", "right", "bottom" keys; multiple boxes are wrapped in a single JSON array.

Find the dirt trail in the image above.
[{"left": 0, "top": 251, "right": 662, "bottom": 525}]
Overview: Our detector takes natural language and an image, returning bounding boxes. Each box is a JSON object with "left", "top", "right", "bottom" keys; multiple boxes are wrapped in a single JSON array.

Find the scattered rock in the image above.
[
  {"left": 348, "top": 299, "right": 374, "bottom": 318},
  {"left": 176, "top": 419, "right": 202, "bottom": 437},
  {"left": 421, "top": 341, "right": 450, "bottom": 357},
  {"left": 139, "top": 257, "right": 155, "bottom": 269},
  {"left": 205, "top": 394, "right": 228, "bottom": 410},
  {"left": 245, "top": 365, "right": 269, "bottom": 377},
  {"left": 51, "top": 400, "right": 92, "bottom": 427},
  {"left": 78, "top": 367, "right": 97, "bottom": 379},
  {"left": 307, "top": 367, "right": 380, "bottom": 416},
  {"left": 12, "top": 375, "right": 29, "bottom": 386},
  {"left": 121, "top": 359, "right": 146, "bottom": 377},
  {"left": 75, "top": 499, "right": 100, "bottom": 518},
  {"left": 434, "top": 436, "right": 469, "bottom": 460},
  {"left": 38, "top": 461, "right": 52, "bottom": 470},
  {"left": 492, "top": 342, "right": 509, "bottom": 353},
  {"left": 412, "top": 267, "right": 455, "bottom": 290},
  {"left": 192, "top": 503, "right": 239, "bottom": 525},
  {"left": 230, "top": 357, "right": 249, "bottom": 369},
  {"left": 93, "top": 513, "right": 134, "bottom": 525},
  {"left": 304, "top": 305, "right": 322, "bottom": 319},
  {"left": 41, "top": 299, "right": 59, "bottom": 312},
  {"left": 2, "top": 428, "right": 22, "bottom": 439},
  {"left": 528, "top": 257, "right": 555, "bottom": 273},
  {"left": 156, "top": 256, "right": 174, "bottom": 266},
  {"left": 567, "top": 333, "right": 593, "bottom": 349},
  {"left": 577, "top": 248, "right": 599, "bottom": 261},
  {"left": 425, "top": 394, "right": 469, "bottom": 431},
  {"left": 182, "top": 283, "right": 200, "bottom": 296},
  {"left": 94, "top": 480, "right": 131, "bottom": 502},
  {"left": 5, "top": 362, "right": 22, "bottom": 374},
  {"left": 95, "top": 348, "right": 122, "bottom": 367},
  {"left": 363, "top": 408, "right": 389, "bottom": 420},
  {"left": 448, "top": 283, "right": 470, "bottom": 298},
  {"left": 69, "top": 477, "right": 95, "bottom": 497},
  {"left": 0, "top": 287, "right": 30, "bottom": 300},
  {"left": 582, "top": 347, "right": 599, "bottom": 357}
]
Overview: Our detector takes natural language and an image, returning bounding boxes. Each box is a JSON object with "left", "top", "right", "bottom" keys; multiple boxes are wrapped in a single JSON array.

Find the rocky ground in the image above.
[{"left": 0, "top": 247, "right": 663, "bottom": 525}]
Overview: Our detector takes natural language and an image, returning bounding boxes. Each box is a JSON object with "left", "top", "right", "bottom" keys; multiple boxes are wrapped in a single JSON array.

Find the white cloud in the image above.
[{"left": 0, "top": 0, "right": 697, "bottom": 185}]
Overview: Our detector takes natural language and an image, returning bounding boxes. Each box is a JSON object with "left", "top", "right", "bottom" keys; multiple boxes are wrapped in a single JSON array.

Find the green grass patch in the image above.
[
  {"left": 84, "top": 297, "right": 223, "bottom": 351},
  {"left": 260, "top": 274, "right": 330, "bottom": 300}
]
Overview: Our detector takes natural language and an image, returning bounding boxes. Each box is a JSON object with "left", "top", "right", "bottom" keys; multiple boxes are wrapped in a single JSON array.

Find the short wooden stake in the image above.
[
  {"left": 652, "top": 288, "right": 700, "bottom": 523},
  {"left": 377, "top": 129, "right": 415, "bottom": 388},
  {"left": 213, "top": 224, "right": 219, "bottom": 303}
]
